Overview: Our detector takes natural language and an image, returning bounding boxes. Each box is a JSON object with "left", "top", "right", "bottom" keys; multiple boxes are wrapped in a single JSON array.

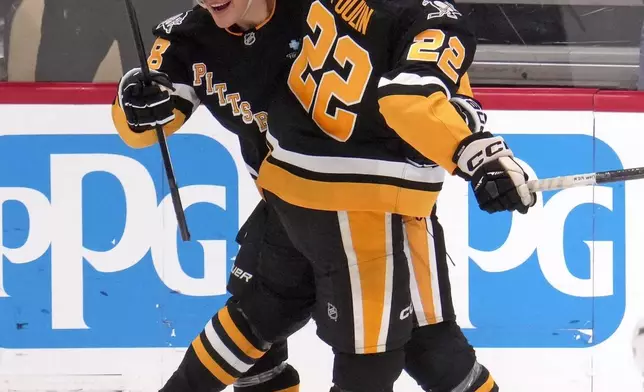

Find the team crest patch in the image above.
[
  {"left": 157, "top": 10, "right": 192, "bottom": 34},
  {"left": 422, "top": 0, "right": 461, "bottom": 20}
]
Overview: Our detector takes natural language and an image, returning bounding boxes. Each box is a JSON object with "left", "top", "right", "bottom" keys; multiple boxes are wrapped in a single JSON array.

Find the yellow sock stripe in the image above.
[
  {"left": 218, "top": 306, "right": 266, "bottom": 359},
  {"left": 191, "top": 335, "right": 237, "bottom": 385},
  {"left": 475, "top": 374, "right": 497, "bottom": 392}
]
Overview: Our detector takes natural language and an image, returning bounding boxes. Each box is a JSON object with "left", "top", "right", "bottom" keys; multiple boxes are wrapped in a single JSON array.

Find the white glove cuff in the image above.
[{"left": 450, "top": 95, "right": 487, "bottom": 133}]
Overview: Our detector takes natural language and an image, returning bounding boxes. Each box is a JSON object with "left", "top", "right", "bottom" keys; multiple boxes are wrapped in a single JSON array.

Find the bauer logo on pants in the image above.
[
  {"left": 0, "top": 106, "right": 243, "bottom": 349},
  {"left": 463, "top": 133, "right": 626, "bottom": 348}
]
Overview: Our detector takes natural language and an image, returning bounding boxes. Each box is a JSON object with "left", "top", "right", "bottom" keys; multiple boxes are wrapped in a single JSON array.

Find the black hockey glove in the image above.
[
  {"left": 453, "top": 131, "right": 537, "bottom": 214},
  {"left": 118, "top": 68, "right": 176, "bottom": 132},
  {"left": 450, "top": 94, "right": 487, "bottom": 134}
]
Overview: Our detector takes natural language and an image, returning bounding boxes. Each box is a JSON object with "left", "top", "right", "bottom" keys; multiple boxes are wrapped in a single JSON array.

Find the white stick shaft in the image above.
[{"left": 527, "top": 173, "right": 597, "bottom": 193}]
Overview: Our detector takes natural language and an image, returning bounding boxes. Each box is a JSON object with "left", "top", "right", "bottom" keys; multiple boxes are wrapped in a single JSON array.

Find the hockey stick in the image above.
[
  {"left": 527, "top": 166, "right": 644, "bottom": 193},
  {"left": 123, "top": 0, "right": 191, "bottom": 241}
]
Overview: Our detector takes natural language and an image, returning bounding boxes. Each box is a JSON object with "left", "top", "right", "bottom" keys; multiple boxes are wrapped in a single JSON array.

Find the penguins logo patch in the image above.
[
  {"left": 157, "top": 11, "right": 192, "bottom": 34},
  {"left": 422, "top": 0, "right": 461, "bottom": 20}
]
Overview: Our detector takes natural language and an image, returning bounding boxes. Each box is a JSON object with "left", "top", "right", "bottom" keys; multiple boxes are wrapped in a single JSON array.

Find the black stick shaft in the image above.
[
  {"left": 596, "top": 166, "right": 644, "bottom": 184},
  {"left": 124, "top": 0, "right": 151, "bottom": 79},
  {"left": 123, "top": 0, "right": 191, "bottom": 241}
]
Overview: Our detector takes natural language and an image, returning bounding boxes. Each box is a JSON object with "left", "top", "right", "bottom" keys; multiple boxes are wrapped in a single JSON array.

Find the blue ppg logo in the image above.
[
  {"left": 0, "top": 133, "right": 239, "bottom": 348},
  {"left": 465, "top": 134, "right": 625, "bottom": 348}
]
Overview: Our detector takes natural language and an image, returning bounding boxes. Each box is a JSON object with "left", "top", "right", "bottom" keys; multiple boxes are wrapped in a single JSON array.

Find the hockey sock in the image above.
[
  {"left": 456, "top": 363, "right": 498, "bottom": 392},
  {"left": 160, "top": 305, "right": 270, "bottom": 392},
  {"left": 332, "top": 349, "right": 404, "bottom": 392},
  {"left": 404, "top": 321, "right": 499, "bottom": 392}
]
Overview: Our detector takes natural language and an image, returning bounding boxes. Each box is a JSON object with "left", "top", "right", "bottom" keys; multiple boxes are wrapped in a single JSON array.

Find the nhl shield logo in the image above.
[
  {"left": 157, "top": 10, "right": 192, "bottom": 34},
  {"left": 244, "top": 31, "right": 256, "bottom": 46}
]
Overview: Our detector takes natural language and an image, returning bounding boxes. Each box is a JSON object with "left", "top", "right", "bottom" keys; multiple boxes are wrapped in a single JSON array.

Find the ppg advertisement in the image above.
[
  {"left": 466, "top": 134, "right": 625, "bottom": 348},
  {"left": 0, "top": 132, "right": 240, "bottom": 348},
  {"left": 1, "top": 102, "right": 643, "bottom": 391}
]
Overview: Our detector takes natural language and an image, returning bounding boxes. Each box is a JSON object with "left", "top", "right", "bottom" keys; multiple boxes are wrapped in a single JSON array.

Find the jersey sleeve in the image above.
[
  {"left": 111, "top": 28, "right": 201, "bottom": 149},
  {"left": 377, "top": 1, "right": 477, "bottom": 173}
]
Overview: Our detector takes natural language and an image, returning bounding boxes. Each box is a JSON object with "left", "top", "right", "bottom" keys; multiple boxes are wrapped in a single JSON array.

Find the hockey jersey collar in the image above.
[{"left": 225, "top": 0, "right": 277, "bottom": 36}]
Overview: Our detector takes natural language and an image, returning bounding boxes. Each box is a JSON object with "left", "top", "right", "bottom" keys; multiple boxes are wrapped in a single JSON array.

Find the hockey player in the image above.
[
  {"left": 252, "top": 0, "right": 537, "bottom": 391},
  {"left": 112, "top": 0, "right": 311, "bottom": 391},
  {"left": 113, "top": 1, "right": 515, "bottom": 392}
]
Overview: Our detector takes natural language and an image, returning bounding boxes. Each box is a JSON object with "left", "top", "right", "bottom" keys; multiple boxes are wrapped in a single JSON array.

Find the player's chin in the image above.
[
  {"left": 204, "top": 2, "right": 237, "bottom": 28},
  {"left": 210, "top": 15, "right": 235, "bottom": 28}
]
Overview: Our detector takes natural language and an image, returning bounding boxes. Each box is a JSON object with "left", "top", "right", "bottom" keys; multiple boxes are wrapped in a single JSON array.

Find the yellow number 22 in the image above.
[
  {"left": 288, "top": 1, "right": 373, "bottom": 142},
  {"left": 406, "top": 29, "right": 465, "bottom": 84}
]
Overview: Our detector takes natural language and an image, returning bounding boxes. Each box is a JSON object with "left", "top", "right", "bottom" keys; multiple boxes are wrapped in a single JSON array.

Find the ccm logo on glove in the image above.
[
  {"left": 453, "top": 131, "right": 537, "bottom": 214},
  {"left": 464, "top": 139, "right": 508, "bottom": 173}
]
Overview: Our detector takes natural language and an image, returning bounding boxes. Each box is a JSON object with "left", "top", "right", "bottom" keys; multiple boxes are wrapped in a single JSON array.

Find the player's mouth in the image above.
[{"left": 204, "top": 0, "right": 232, "bottom": 12}]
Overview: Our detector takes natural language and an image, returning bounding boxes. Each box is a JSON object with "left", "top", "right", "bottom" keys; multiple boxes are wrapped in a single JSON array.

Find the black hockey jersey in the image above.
[
  {"left": 256, "top": 0, "right": 477, "bottom": 217},
  {"left": 112, "top": 2, "right": 305, "bottom": 179}
]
